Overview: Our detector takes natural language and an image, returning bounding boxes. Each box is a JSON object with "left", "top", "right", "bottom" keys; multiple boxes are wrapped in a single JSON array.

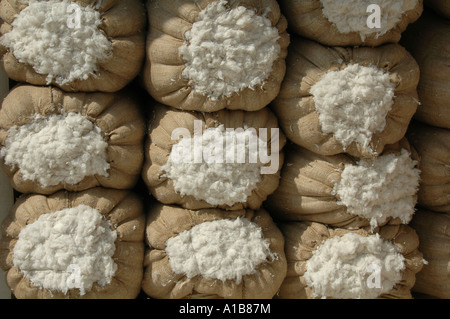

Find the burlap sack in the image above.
[
  {"left": 0, "top": 0, "right": 146, "bottom": 92},
  {"left": 278, "top": 0, "right": 423, "bottom": 47},
  {"left": 143, "top": 0, "right": 290, "bottom": 112},
  {"left": 142, "top": 102, "right": 286, "bottom": 211},
  {"left": 0, "top": 188, "right": 146, "bottom": 299},
  {"left": 272, "top": 36, "right": 420, "bottom": 158},
  {"left": 278, "top": 221, "right": 425, "bottom": 299},
  {"left": 0, "top": 85, "right": 145, "bottom": 195},
  {"left": 401, "top": 11, "right": 450, "bottom": 129},
  {"left": 426, "top": 0, "right": 450, "bottom": 19},
  {"left": 407, "top": 122, "right": 450, "bottom": 213},
  {"left": 410, "top": 209, "right": 450, "bottom": 299},
  {"left": 141, "top": 203, "right": 287, "bottom": 299},
  {"left": 265, "top": 138, "right": 420, "bottom": 228}
]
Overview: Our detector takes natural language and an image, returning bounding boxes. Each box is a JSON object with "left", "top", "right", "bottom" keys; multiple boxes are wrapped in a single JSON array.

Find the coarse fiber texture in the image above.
[
  {"left": 410, "top": 209, "right": 450, "bottom": 299},
  {"left": 0, "top": 85, "right": 146, "bottom": 195},
  {"left": 0, "top": 0, "right": 146, "bottom": 92},
  {"left": 142, "top": 203, "right": 287, "bottom": 299},
  {"left": 278, "top": 221, "right": 425, "bottom": 299},
  {"left": 272, "top": 36, "right": 420, "bottom": 158},
  {"left": 407, "top": 122, "right": 450, "bottom": 213},
  {"left": 278, "top": 0, "right": 423, "bottom": 47},
  {"left": 142, "top": 102, "right": 286, "bottom": 211},
  {"left": 0, "top": 188, "right": 146, "bottom": 299},
  {"left": 401, "top": 11, "right": 450, "bottom": 129},
  {"left": 144, "top": 0, "right": 290, "bottom": 112},
  {"left": 266, "top": 138, "right": 420, "bottom": 229},
  {"left": 426, "top": 0, "right": 450, "bottom": 19}
]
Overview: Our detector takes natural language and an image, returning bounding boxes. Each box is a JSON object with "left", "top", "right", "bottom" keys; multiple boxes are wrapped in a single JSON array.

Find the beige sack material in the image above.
[
  {"left": 144, "top": 0, "right": 290, "bottom": 112},
  {"left": 272, "top": 36, "right": 420, "bottom": 158},
  {"left": 0, "top": 85, "right": 146, "bottom": 195},
  {"left": 426, "top": 0, "right": 450, "bottom": 19},
  {"left": 142, "top": 203, "right": 287, "bottom": 299},
  {"left": 0, "top": 0, "right": 146, "bottom": 93},
  {"left": 265, "top": 138, "right": 420, "bottom": 229},
  {"left": 0, "top": 188, "right": 146, "bottom": 299},
  {"left": 410, "top": 209, "right": 450, "bottom": 299},
  {"left": 278, "top": 0, "right": 423, "bottom": 47},
  {"left": 278, "top": 221, "right": 425, "bottom": 299},
  {"left": 142, "top": 102, "right": 286, "bottom": 211},
  {"left": 401, "top": 11, "right": 450, "bottom": 129},
  {"left": 407, "top": 122, "right": 450, "bottom": 213}
]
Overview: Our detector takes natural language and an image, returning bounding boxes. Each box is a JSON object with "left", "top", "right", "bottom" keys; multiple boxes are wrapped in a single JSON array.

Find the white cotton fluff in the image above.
[
  {"left": 161, "top": 125, "right": 266, "bottom": 207},
  {"left": 165, "top": 218, "right": 276, "bottom": 284},
  {"left": 1, "top": 0, "right": 112, "bottom": 86},
  {"left": 310, "top": 63, "right": 395, "bottom": 152},
  {"left": 0, "top": 112, "right": 110, "bottom": 187},
  {"left": 179, "top": 0, "right": 280, "bottom": 100},
  {"left": 320, "top": 0, "right": 419, "bottom": 40},
  {"left": 13, "top": 205, "right": 118, "bottom": 296},
  {"left": 304, "top": 232, "right": 405, "bottom": 299},
  {"left": 333, "top": 149, "right": 421, "bottom": 229}
]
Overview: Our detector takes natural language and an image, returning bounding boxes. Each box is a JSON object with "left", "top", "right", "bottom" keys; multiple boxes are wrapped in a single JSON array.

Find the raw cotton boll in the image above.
[
  {"left": 266, "top": 139, "right": 420, "bottom": 229},
  {"left": 179, "top": 0, "right": 281, "bottom": 101},
  {"left": 0, "top": 188, "right": 146, "bottom": 299},
  {"left": 272, "top": 37, "right": 420, "bottom": 158},
  {"left": 1, "top": 112, "right": 110, "bottom": 188},
  {"left": 142, "top": 103, "right": 286, "bottom": 211},
  {"left": 144, "top": 0, "right": 290, "bottom": 112},
  {"left": 310, "top": 63, "right": 395, "bottom": 152},
  {"left": 278, "top": 0, "right": 423, "bottom": 46},
  {"left": 165, "top": 217, "right": 276, "bottom": 284},
  {"left": 304, "top": 232, "right": 405, "bottom": 299},
  {"left": 407, "top": 122, "right": 450, "bottom": 213},
  {"left": 401, "top": 11, "right": 450, "bottom": 129},
  {"left": 277, "top": 221, "right": 426, "bottom": 299},
  {"left": 0, "top": 0, "right": 146, "bottom": 92},
  {"left": 142, "top": 204, "right": 287, "bottom": 299},
  {"left": 0, "top": 85, "right": 146, "bottom": 195},
  {"left": 12, "top": 205, "right": 118, "bottom": 296},
  {"left": 410, "top": 210, "right": 450, "bottom": 299}
]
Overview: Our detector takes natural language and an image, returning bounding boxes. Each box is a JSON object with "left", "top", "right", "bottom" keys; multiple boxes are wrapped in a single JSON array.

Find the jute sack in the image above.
[
  {"left": 144, "top": 0, "right": 290, "bottom": 112},
  {"left": 407, "top": 122, "right": 450, "bottom": 213},
  {"left": 141, "top": 203, "right": 287, "bottom": 299},
  {"left": 401, "top": 11, "right": 450, "bottom": 129},
  {"left": 0, "top": 85, "right": 145, "bottom": 195},
  {"left": 278, "top": 0, "right": 423, "bottom": 47},
  {"left": 0, "top": 0, "right": 146, "bottom": 92},
  {"left": 272, "top": 36, "right": 420, "bottom": 158},
  {"left": 426, "top": 0, "right": 450, "bottom": 19},
  {"left": 0, "top": 188, "right": 145, "bottom": 299},
  {"left": 142, "top": 102, "right": 286, "bottom": 211},
  {"left": 278, "top": 221, "right": 425, "bottom": 299},
  {"left": 410, "top": 209, "right": 450, "bottom": 299},
  {"left": 265, "top": 138, "right": 420, "bottom": 229}
]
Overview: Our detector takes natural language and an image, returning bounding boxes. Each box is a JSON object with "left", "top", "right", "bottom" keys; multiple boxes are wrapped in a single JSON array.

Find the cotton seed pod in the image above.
[
  {"left": 0, "top": 85, "right": 146, "bottom": 195},
  {"left": 277, "top": 221, "right": 425, "bottom": 299},
  {"left": 142, "top": 203, "right": 287, "bottom": 299},
  {"left": 0, "top": 188, "right": 146, "bottom": 299},
  {"left": 426, "top": 0, "right": 450, "bottom": 19},
  {"left": 265, "top": 138, "right": 421, "bottom": 229},
  {"left": 401, "top": 11, "right": 450, "bottom": 129},
  {"left": 0, "top": 0, "right": 146, "bottom": 93},
  {"left": 407, "top": 121, "right": 450, "bottom": 213},
  {"left": 142, "top": 102, "right": 286, "bottom": 211},
  {"left": 410, "top": 209, "right": 450, "bottom": 299},
  {"left": 278, "top": 0, "right": 423, "bottom": 47},
  {"left": 272, "top": 36, "right": 420, "bottom": 158},
  {"left": 143, "top": 0, "right": 290, "bottom": 112}
]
